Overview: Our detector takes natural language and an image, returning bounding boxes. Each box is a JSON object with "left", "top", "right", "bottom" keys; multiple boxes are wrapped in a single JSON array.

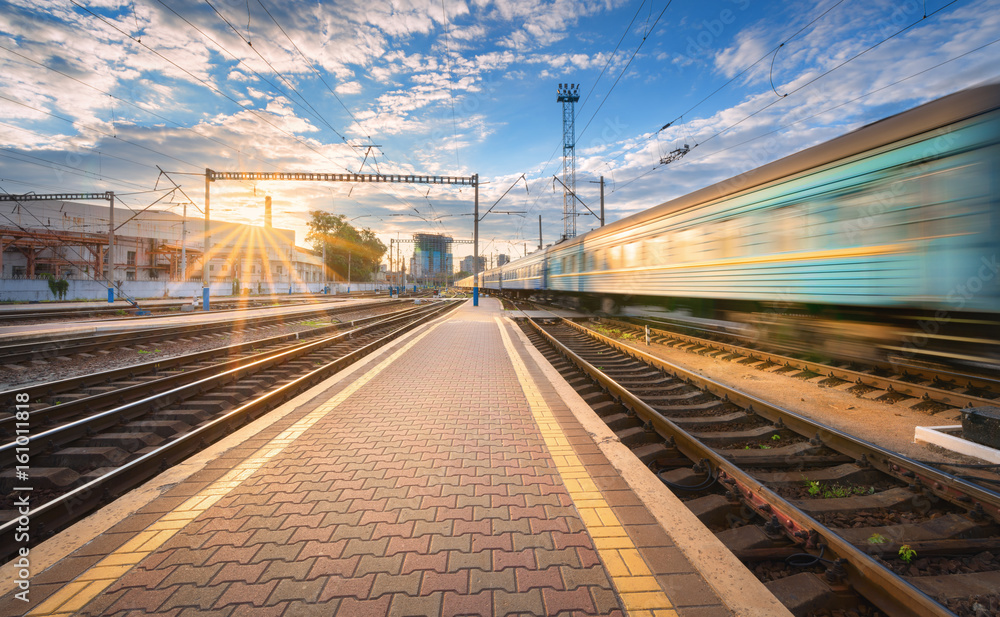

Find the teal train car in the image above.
[{"left": 461, "top": 84, "right": 1000, "bottom": 367}]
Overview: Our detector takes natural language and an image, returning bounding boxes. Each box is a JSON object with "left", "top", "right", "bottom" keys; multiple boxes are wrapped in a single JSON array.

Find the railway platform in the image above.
[{"left": 0, "top": 298, "right": 788, "bottom": 617}]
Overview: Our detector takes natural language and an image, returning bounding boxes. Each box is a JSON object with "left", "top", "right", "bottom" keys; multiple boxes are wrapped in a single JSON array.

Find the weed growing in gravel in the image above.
[
  {"left": 803, "top": 478, "right": 876, "bottom": 498},
  {"left": 898, "top": 545, "right": 917, "bottom": 563},
  {"left": 592, "top": 324, "right": 638, "bottom": 341},
  {"left": 868, "top": 533, "right": 888, "bottom": 545}
]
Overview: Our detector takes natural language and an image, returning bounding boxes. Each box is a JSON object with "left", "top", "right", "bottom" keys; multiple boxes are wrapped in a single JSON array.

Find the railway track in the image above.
[
  {"left": 603, "top": 315, "right": 1000, "bottom": 413},
  {"left": 519, "top": 315, "right": 1000, "bottom": 617},
  {"left": 0, "top": 295, "right": 322, "bottom": 325},
  {"left": 0, "top": 299, "right": 461, "bottom": 563},
  {"left": 0, "top": 299, "right": 401, "bottom": 366},
  {"left": 0, "top": 300, "right": 414, "bottom": 436}
]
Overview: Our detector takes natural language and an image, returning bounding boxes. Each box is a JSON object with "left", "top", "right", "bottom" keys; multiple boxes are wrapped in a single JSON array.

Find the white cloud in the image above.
[{"left": 335, "top": 80, "right": 362, "bottom": 94}]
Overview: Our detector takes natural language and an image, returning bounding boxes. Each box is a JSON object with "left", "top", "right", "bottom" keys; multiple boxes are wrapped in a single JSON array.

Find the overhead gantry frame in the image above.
[
  {"left": 0, "top": 192, "right": 118, "bottom": 301},
  {"left": 203, "top": 169, "right": 483, "bottom": 310}
]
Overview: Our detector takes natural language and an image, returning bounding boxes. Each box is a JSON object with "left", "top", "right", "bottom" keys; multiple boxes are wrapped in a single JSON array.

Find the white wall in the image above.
[{"left": 0, "top": 279, "right": 388, "bottom": 302}]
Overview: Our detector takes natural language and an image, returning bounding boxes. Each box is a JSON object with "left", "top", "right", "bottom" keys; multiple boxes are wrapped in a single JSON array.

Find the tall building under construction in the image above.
[{"left": 409, "top": 234, "right": 453, "bottom": 285}]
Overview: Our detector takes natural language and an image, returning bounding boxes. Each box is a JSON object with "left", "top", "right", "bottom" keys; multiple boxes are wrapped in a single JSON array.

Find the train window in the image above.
[
  {"left": 608, "top": 245, "right": 623, "bottom": 269},
  {"left": 624, "top": 242, "right": 642, "bottom": 267},
  {"left": 772, "top": 206, "right": 804, "bottom": 253},
  {"left": 836, "top": 180, "right": 912, "bottom": 247},
  {"left": 647, "top": 236, "right": 669, "bottom": 264},
  {"left": 718, "top": 219, "right": 741, "bottom": 259},
  {"left": 698, "top": 225, "right": 720, "bottom": 260},
  {"left": 674, "top": 228, "right": 699, "bottom": 262}
]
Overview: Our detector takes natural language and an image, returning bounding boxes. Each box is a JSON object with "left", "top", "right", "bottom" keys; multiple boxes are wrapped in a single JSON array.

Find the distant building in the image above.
[
  {"left": 459, "top": 255, "right": 486, "bottom": 274},
  {"left": 497, "top": 254, "right": 509, "bottom": 267},
  {"left": 411, "top": 233, "right": 453, "bottom": 284},
  {"left": 0, "top": 199, "right": 319, "bottom": 292}
]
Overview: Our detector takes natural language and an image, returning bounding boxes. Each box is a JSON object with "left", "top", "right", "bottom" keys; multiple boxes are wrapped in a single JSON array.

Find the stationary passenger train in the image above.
[{"left": 457, "top": 84, "right": 1000, "bottom": 367}]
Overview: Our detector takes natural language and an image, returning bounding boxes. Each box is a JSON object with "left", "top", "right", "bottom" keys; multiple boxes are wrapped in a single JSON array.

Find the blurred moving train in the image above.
[{"left": 457, "top": 84, "right": 1000, "bottom": 369}]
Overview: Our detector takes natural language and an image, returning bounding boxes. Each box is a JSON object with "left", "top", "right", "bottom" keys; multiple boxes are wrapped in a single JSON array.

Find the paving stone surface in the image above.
[{"left": 73, "top": 302, "right": 624, "bottom": 617}]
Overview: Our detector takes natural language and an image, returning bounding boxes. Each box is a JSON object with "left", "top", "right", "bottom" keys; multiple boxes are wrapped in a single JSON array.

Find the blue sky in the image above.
[{"left": 1, "top": 0, "right": 999, "bottom": 266}]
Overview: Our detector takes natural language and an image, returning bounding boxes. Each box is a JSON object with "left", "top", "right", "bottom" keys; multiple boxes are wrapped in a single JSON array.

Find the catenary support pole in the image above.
[
  {"left": 600, "top": 175, "right": 605, "bottom": 227},
  {"left": 203, "top": 170, "right": 211, "bottom": 311},
  {"left": 107, "top": 192, "right": 115, "bottom": 302},
  {"left": 473, "top": 173, "right": 479, "bottom": 307}
]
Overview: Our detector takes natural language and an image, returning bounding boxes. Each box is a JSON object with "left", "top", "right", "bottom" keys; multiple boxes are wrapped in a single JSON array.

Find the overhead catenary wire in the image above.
[
  {"left": 611, "top": 31, "right": 1000, "bottom": 192},
  {"left": 0, "top": 93, "right": 203, "bottom": 173},
  {"left": 514, "top": 0, "right": 675, "bottom": 243},
  {"left": 198, "top": 0, "right": 438, "bottom": 225},
  {"left": 0, "top": 186, "right": 172, "bottom": 290},
  {"left": 576, "top": 0, "right": 674, "bottom": 144},
  {"left": 606, "top": 0, "right": 850, "bottom": 174},
  {"left": 253, "top": 0, "right": 370, "bottom": 142},
  {"left": 204, "top": 0, "right": 452, "bottom": 231},
  {"left": 70, "top": 1, "right": 361, "bottom": 176},
  {"left": 693, "top": 0, "right": 962, "bottom": 151},
  {"left": 0, "top": 41, "right": 280, "bottom": 173},
  {"left": 201, "top": 0, "right": 354, "bottom": 144},
  {"left": 610, "top": 0, "right": 969, "bottom": 194},
  {"left": 0, "top": 148, "right": 152, "bottom": 192},
  {"left": 72, "top": 0, "right": 428, "bottom": 222}
]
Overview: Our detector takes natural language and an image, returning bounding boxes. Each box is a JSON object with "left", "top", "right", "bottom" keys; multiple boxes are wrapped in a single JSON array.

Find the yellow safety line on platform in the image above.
[
  {"left": 28, "top": 323, "right": 442, "bottom": 617},
  {"left": 495, "top": 317, "right": 677, "bottom": 617}
]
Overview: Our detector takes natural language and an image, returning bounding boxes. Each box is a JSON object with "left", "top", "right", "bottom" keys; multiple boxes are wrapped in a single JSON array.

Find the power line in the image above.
[
  {"left": 0, "top": 93, "right": 202, "bottom": 171},
  {"left": 605, "top": 0, "right": 850, "bottom": 174},
  {"left": 513, "top": 0, "right": 674, "bottom": 242},
  {"left": 201, "top": 0, "right": 353, "bottom": 143},
  {"left": 611, "top": 30, "right": 998, "bottom": 194},
  {"left": 576, "top": 1, "right": 674, "bottom": 143},
  {"left": 575, "top": 0, "right": 648, "bottom": 119},
  {"left": 71, "top": 0, "right": 428, "bottom": 219},
  {"left": 699, "top": 0, "right": 963, "bottom": 153},
  {"left": 0, "top": 149, "right": 150, "bottom": 192},
  {"left": 254, "top": 0, "right": 369, "bottom": 141},
  {"left": 69, "top": 1, "right": 358, "bottom": 175},
  {"left": 0, "top": 42, "right": 278, "bottom": 172}
]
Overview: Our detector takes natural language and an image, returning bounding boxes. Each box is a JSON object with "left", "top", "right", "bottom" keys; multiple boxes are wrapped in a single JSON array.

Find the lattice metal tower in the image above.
[{"left": 557, "top": 83, "right": 580, "bottom": 240}]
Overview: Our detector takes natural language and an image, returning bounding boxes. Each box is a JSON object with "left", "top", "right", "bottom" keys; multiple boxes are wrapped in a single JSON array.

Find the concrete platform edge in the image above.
[{"left": 504, "top": 315, "right": 793, "bottom": 617}]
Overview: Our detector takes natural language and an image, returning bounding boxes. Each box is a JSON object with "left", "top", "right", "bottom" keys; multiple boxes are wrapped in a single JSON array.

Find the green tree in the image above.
[
  {"left": 306, "top": 210, "right": 386, "bottom": 282},
  {"left": 43, "top": 274, "right": 69, "bottom": 300}
]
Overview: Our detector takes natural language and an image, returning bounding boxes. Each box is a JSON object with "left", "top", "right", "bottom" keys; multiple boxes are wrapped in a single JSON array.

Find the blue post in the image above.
[
  {"left": 202, "top": 287, "right": 210, "bottom": 311},
  {"left": 107, "top": 287, "right": 114, "bottom": 303},
  {"left": 473, "top": 287, "right": 479, "bottom": 306}
]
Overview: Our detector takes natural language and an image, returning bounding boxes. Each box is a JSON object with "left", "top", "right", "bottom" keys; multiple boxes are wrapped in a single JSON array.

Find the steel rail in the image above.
[
  {"left": 600, "top": 317, "right": 1000, "bottom": 410},
  {"left": 0, "top": 300, "right": 405, "bottom": 399},
  {"left": 0, "top": 301, "right": 413, "bottom": 435},
  {"left": 0, "top": 303, "right": 440, "bottom": 469},
  {"left": 0, "top": 300, "right": 396, "bottom": 364},
  {"left": 0, "top": 300, "right": 460, "bottom": 564},
  {"left": 528, "top": 317, "right": 979, "bottom": 617},
  {"left": 568, "top": 318, "right": 1000, "bottom": 521},
  {"left": 0, "top": 296, "right": 320, "bottom": 324}
]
